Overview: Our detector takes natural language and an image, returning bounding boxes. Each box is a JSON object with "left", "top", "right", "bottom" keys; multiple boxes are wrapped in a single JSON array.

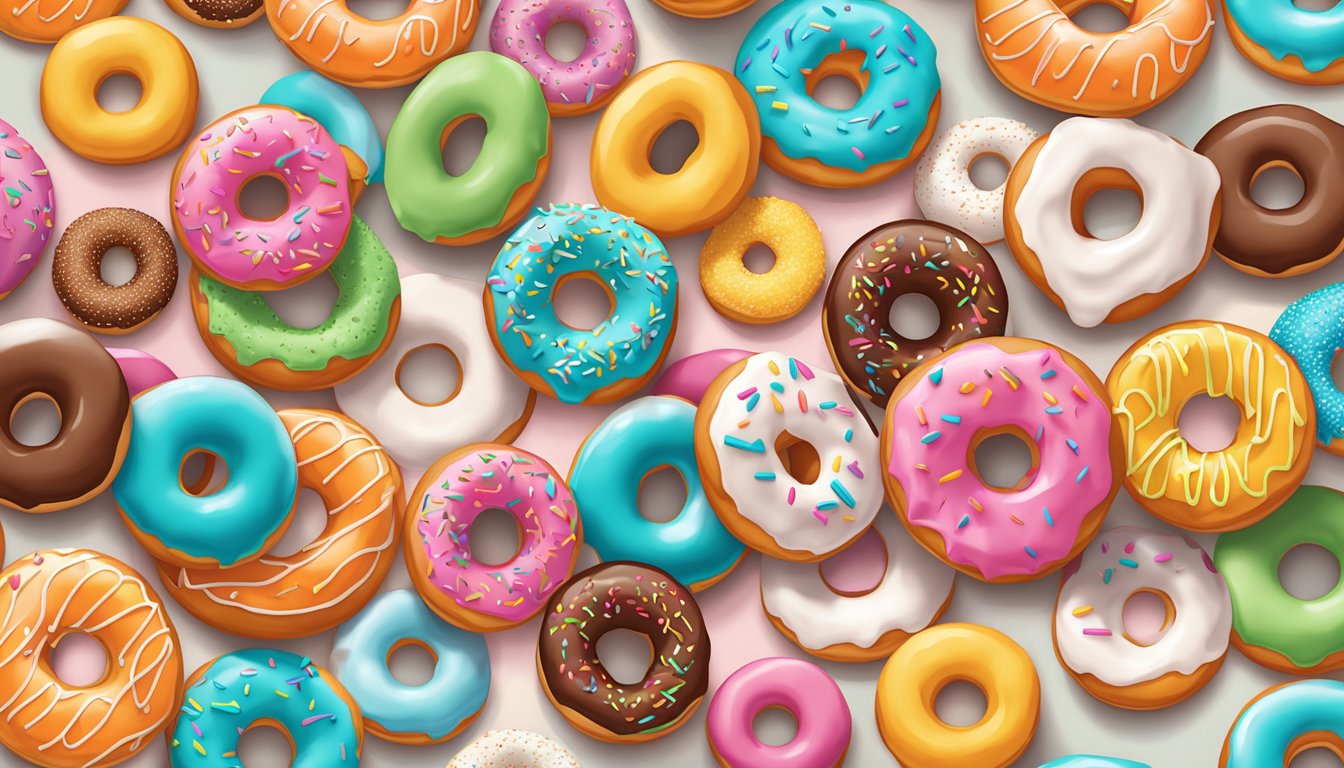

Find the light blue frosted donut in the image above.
[
  {"left": 260, "top": 71, "right": 385, "bottom": 183},
  {"left": 1270, "top": 282, "right": 1344, "bottom": 451},
  {"left": 1224, "top": 680, "right": 1344, "bottom": 767},
  {"left": 1038, "top": 757, "right": 1151, "bottom": 768},
  {"left": 1224, "top": 0, "right": 1344, "bottom": 75}
]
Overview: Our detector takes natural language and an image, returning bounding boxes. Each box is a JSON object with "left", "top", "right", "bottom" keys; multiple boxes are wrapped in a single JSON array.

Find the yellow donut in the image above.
[{"left": 699, "top": 197, "right": 825, "bottom": 324}]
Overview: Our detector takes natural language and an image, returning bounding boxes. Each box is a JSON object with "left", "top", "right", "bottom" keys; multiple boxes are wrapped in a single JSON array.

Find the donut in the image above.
[
  {"left": 386, "top": 52, "right": 551, "bottom": 246},
  {"left": 696, "top": 351, "right": 882, "bottom": 562},
  {"left": 706, "top": 657, "right": 851, "bottom": 768},
  {"left": 330, "top": 589, "right": 488, "bottom": 744},
  {"left": 913, "top": 117, "right": 1038, "bottom": 246},
  {"left": 882, "top": 337, "right": 1121, "bottom": 582},
  {"left": 1220, "top": 680, "right": 1344, "bottom": 767},
  {"left": 0, "top": 318, "right": 130, "bottom": 514},
  {"left": 405, "top": 444, "right": 581, "bottom": 632},
  {"left": 1003, "top": 117, "right": 1221, "bottom": 327},
  {"left": 1041, "top": 758, "right": 1151, "bottom": 768},
  {"left": 591, "top": 61, "right": 759, "bottom": 236},
  {"left": 650, "top": 0, "right": 754, "bottom": 18},
  {"left": 1107, "top": 320, "right": 1314, "bottom": 532},
  {"left": 570, "top": 396, "right": 746, "bottom": 591},
  {"left": 823, "top": 220, "right": 1009, "bottom": 407},
  {"left": 1195, "top": 105, "right": 1344, "bottom": 277},
  {"left": 538, "top": 562, "right": 709, "bottom": 743},
  {"left": 190, "top": 216, "right": 401, "bottom": 392},
  {"left": 1271, "top": 283, "right": 1344, "bottom": 454},
  {"left": 490, "top": 0, "right": 637, "bottom": 116},
  {"left": 51, "top": 208, "right": 177, "bottom": 334},
  {"left": 448, "top": 730, "right": 580, "bottom": 768},
  {"left": 1054, "top": 526, "right": 1231, "bottom": 710},
  {"left": 875, "top": 622, "right": 1040, "bottom": 768},
  {"left": 0, "top": 0, "right": 123, "bottom": 43},
  {"left": 1222, "top": 0, "right": 1344, "bottom": 84},
  {"left": 113, "top": 377, "right": 298, "bottom": 568},
  {"left": 485, "top": 204, "right": 678, "bottom": 405},
  {"left": 261, "top": 71, "right": 385, "bottom": 183},
  {"left": 166, "top": 0, "right": 261, "bottom": 27},
  {"left": 39, "top": 18, "right": 198, "bottom": 165},
  {"left": 761, "top": 510, "right": 953, "bottom": 661},
  {"left": 734, "top": 0, "right": 941, "bottom": 188},
  {"left": 0, "top": 549, "right": 183, "bottom": 768},
  {"left": 0, "top": 118, "right": 55, "bottom": 299},
  {"left": 651, "top": 348, "right": 752, "bottom": 405},
  {"left": 335, "top": 273, "right": 535, "bottom": 468},
  {"left": 699, "top": 197, "right": 824, "bottom": 324},
  {"left": 974, "top": 0, "right": 1214, "bottom": 116}
]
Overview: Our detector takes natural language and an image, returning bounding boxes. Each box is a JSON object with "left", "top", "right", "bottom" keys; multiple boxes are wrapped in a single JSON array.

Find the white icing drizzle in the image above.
[
  {"left": 276, "top": 0, "right": 474, "bottom": 68},
  {"left": 914, "top": 116, "right": 1039, "bottom": 245}
]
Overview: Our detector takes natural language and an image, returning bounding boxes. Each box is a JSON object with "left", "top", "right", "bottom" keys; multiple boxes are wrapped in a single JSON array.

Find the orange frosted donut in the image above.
[
  {"left": 0, "top": 0, "right": 125, "bottom": 42},
  {"left": 651, "top": 0, "right": 755, "bottom": 17}
]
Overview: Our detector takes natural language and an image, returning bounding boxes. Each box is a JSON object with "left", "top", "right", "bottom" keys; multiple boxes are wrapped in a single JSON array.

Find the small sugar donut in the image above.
[
  {"left": 331, "top": 590, "right": 488, "bottom": 744},
  {"left": 592, "top": 61, "right": 759, "bottom": 237},
  {"left": 1221, "top": 680, "right": 1344, "bottom": 767},
  {"left": 0, "top": 118, "right": 55, "bottom": 299},
  {"left": 650, "top": 0, "right": 754, "bottom": 17},
  {"left": 52, "top": 208, "right": 177, "bottom": 334},
  {"left": 0, "top": 0, "right": 124, "bottom": 43},
  {"left": 1223, "top": 0, "right": 1344, "bottom": 84},
  {"left": 107, "top": 348, "right": 176, "bottom": 397},
  {"left": 0, "top": 318, "right": 130, "bottom": 514},
  {"left": 652, "top": 348, "right": 752, "bottom": 405},
  {"left": 823, "top": 220, "right": 1009, "bottom": 407},
  {"left": 1272, "top": 283, "right": 1344, "bottom": 454},
  {"left": 1054, "top": 526, "right": 1231, "bottom": 710},
  {"left": 699, "top": 197, "right": 824, "bottom": 324},
  {"left": 1004, "top": 117, "right": 1221, "bottom": 327},
  {"left": 0, "top": 549, "right": 183, "bottom": 768},
  {"left": 1108, "top": 321, "right": 1314, "bottom": 532},
  {"left": 448, "top": 729, "right": 580, "bottom": 768},
  {"left": 261, "top": 71, "right": 385, "bottom": 183},
  {"left": 914, "top": 117, "right": 1038, "bottom": 245},
  {"left": 538, "top": 562, "right": 708, "bottom": 742},
  {"left": 490, "top": 0, "right": 637, "bottom": 116},
  {"left": 876, "top": 623, "right": 1040, "bottom": 768},
  {"left": 486, "top": 204, "right": 678, "bottom": 405},
  {"left": 166, "top": 0, "right": 261, "bottom": 27},
  {"left": 735, "top": 0, "right": 941, "bottom": 188},
  {"left": 706, "top": 657, "right": 851, "bottom": 768},
  {"left": 1042, "top": 758, "right": 1151, "bottom": 768}
]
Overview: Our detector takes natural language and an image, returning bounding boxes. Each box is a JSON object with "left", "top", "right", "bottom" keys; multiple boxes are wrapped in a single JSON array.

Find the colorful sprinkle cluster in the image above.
[{"left": 0, "top": 118, "right": 55, "bottom": 297}]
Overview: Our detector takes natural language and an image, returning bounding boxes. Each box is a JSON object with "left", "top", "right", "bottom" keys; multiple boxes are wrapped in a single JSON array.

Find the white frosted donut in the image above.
[
  {"left": 914, "top": 116, "right": 1038, "bottom": 245},
  {"left": 334, "top": 273, "right": 535, "bottom": 468},
  {"left": 447, "top": 729, "right": 581, "bottom": 768}
]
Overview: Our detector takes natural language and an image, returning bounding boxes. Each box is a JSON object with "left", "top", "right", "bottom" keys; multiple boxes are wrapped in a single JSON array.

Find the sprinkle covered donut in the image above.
[
  {"left": 448, "top": 730, "right": 580, "bottom": 768},
  {"left": 706, "top": 657, "right": 852, "bottom": 768},
  {"left": 261, "top": 71, "right": 385, "bottom": 183},
  {"left": 1271, "top": 283, "right": 1344, "bottom": 454},
  {"left": 52, "top": 208, "right": 178, "bottom": 334},
  {"left": 914, "top": 117, "right": 1038, "bottom": 245},
  {"left": 1220, "top": 680, "right": 1344, "bottom": 767},
  {"left": 0, "top": 118, "right": 54, "bottom": 299},
  {"left": 167, "top": 0, "right": 262, "bottom": 27}
]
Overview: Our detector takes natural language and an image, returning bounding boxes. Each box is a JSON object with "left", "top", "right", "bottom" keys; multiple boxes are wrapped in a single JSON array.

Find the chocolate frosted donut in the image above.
[
  {"left": 1195, "top": 105, "right": 1344, "bottom": 277},
  {"left": 823, "top": 220, "right": 1009, "bottom": 406},
  {"left": 166, "top": 0, "right": 263, "bottom": 26},
  {"left": 52, "top": 208, "right": 178, "bottom": 334},
  {"left": 0, "top": 318, "right": 131, "bottom": 513}
]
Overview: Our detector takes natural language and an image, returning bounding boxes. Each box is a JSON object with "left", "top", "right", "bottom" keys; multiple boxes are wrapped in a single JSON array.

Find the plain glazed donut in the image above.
[
  {"left": 0, "top": 118, "right": 54, "bottom": 299},
  {"left": 652, "top": 348, "right": 752, "bottom": 405},
  {"left": 1220, "top": 680, "right": 1344, "bottom": 767},
  {"left": 166, "top": 0, "right": 262, "bottom": 27},
  {"left": 699, "top": 197, "right": 825, "bottom": 324},
  {"left": 1272, "top": 283, "right": 1344, "bottom": 454},
  {"left": 52, "top": 208, "right": 178, "bottom": 334},
  {"left": 706, "top": 658, "right": 851, "bottom": 768},
  {"left": 1223, "top": 0, "right": 1344, "bottom": 84},
  {"left": 651, "top": 0, "right": 755, "bottom": 18},
  {"left": 448, "top": 730, "right": 580, "bottom": 768},
  {"left": 914, "top": 117, "right": 1038, "bottom": 246},
  {"left": 0, "top": 0, "right": 124, "bottom": 41}
]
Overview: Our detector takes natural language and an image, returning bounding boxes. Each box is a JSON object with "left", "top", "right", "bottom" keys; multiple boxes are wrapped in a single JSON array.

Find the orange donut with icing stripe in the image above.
[{"left": 0, "top": 0, "right": 125, "bottom": 42}]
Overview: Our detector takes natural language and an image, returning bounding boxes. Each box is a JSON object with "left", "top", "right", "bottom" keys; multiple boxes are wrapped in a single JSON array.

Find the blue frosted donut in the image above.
[
  {"left": 569, "top": 396, "right": 746, "bottom": 590},
  {"left": 1270, "top": 282, "right": 1344, "bottom": 454},
  {"left": 260, "top": 71, "right": 385, "bottom": 183},
  {"left": 1039, "top": 757, "right": 1151, "bottom": 768},
  {"left": 486, "top": 203, "right": 678, "bottom": 405},
  {"left": 1223, "top": 0, "right": 1344, "bottom": 81},
  {"left": 330, "top": 589, "right": 490, "bottom": 744},
  {"left": 1223, "top": 680, "right": 1344, "bottom": 767}
]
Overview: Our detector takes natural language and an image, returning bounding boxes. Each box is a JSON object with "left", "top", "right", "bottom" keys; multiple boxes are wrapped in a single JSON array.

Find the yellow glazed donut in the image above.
[
  {"left": 699, "top": 197, "right": 825, "bottom": 324},
  {"left": 651, "top": 0, "right": 755, "bottom": 17},
  {"left": 0, "top": 0, "right": 124, "bottom": 42}
]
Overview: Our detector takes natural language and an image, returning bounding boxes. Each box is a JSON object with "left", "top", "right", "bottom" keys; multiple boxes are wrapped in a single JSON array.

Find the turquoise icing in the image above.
[
  {"left": 734, "top": 0, "right": 939, "bottom": 173},
  {"left": 261, "top": 71, "right": 385, "bottom": 183},
  {"left": 112, "top": 377, "right": 297, "bottom": 567},
  {"left": 330, "top": 590, "right": 490, "bottom": 741},
  {"left": 168, "top": 649, "right": 360, "bottom": 767},
  {"left": 570, "top": 396, "right": 746, "bottom": 587},
  {"left": 1224, "top": 0, "right": 1344, "bottom": 74},
  {"left": 1038, "top": 757, "right": 1151, "bottom": 768},
  {"left": 487, "top": 204, "right": 677, "bottom": 404},
  {"left": 1225, "top": 680, "right": 1344, "bottom": 767},
  {"left": 1270, "top": 282, "right": 1344, "bottom": 448}
]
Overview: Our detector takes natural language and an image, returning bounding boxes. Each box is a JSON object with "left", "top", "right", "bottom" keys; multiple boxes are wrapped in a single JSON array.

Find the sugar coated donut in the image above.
[
  {"left": 0, "top": 118, "right": 54, "bottom": 299},
  {"left": 538, "top": 562, "right": 708, "bottom": 742},
  {"left": 0, "top": 0, "right": 124, "bottom": 40},
  {"left": 706, "top": 657, "right": 851, "bottom": 768},
  {"left": 761, "top": 511, "right": 953, "bottom": 661},
  {"left": 1042, "top": 758, "right": 1152, "bottom": 768},
  {"left": 107, "top": 347, "right": 176, "bottom": 397},
  {"left": 0, "top": 549, "right": 183, "bottom": 768},
  {"left": 1004, "top": 117, "right": 1221, "bottom": 327},
  {"left": 876, "top": 622, "right": 1040, "bottom": 768},
  {"left": 491, "top": 0, "right": 637, "bottom": 116},
  {"left": 652, "top": 348, "right": 752, "bottom": 405},
  {"left": 699, "top": 197, "right": 824, "bottom": 324},
  {"left": 52, "top": 208, "right": 177, "bottom": 334},
  {"left": 335, "top": 273, "right": 534, "bottom": 468},
  {"left": 696, "top": 351, "right": 882, "bottom": 562},
  {"left": 1221, "top": 680, "right": 1344, "bottom": 767},
  {"left": 735, "top": 0, "right": 941, "bottom": 188},
  {"left": 1272, "top": 283, "right": 1344, "bottom": 454},
  {"left": 914, "top": 117, "right": 1038, "bottom": 245},
  {"left": 592, "top": 60, "right": 758, "bottom": 237},
  {"left": 651, "top": 0, "right": 754, "bottom": 17},
  {"left": 1108, "top": 321, "right": 1314, "bottom": 532},
  {"left": 975, "top": 0, "right": 1214, "bottom": 116},
  {"left": 0, "top": 318, "right": 130, "bottom": 514},
  {"left": 261, "top": 71, "right": 385, "bottom": 183},
  {"left": 1223, "top": 0, "right": 1344, "bottom": 84},
  {"left": 882, "top": 337, "right": 1121, "bottom": 582},
  {"left": 166, "top": 0, "right": 261, "bottom": 27},
  {"left": 571, "top": 396, "right": 746, "bottom": 591},
  {"left": 448, "top": 730, "right": 580, "bottom": 768},
  {"left": 824, "top": 220, "right": 1009, "bottom": 407},
  {"left": 486, "top": 204, "right": 678, "bottom": 405},
  {"left": 331, "top": 589, "right": 488, "bottom": 744},
  {"left": 1055, "top": 526, "right": 1231, "bottom": 710}
]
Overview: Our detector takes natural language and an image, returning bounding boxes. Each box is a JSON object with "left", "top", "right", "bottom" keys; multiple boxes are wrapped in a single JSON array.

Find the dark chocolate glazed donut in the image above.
[
  {"left": 183, "top": 0, "right": 262, "bottom": 21},
  {"left": 52, "top": 208, "right": 179, "bottom": 333}
]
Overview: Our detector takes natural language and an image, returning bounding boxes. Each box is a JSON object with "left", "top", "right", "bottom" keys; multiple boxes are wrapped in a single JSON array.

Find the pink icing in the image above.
[
  {"left": 172, "top": 107, "right": 352, "bottom": 289},
  {"left": 415, "top": 447, "right": 580, "bottom": 623},
  {"left": 885, "top": 342, "right": 1114, "bottom": 580},
  {"left": 650, "top": 348, "right": 752, "bottom": 404},
  {"left": 0, "top": 118, "right": 55, "bottom": 298},
  {"left": 489, "top": 0, "right": 637, "bottom": 111},
  {"left": 106, "top": 347, "right": 176, "bottom": 397},
  {"left": 706, "top": 657, "right": 851, "bottom": 768}
]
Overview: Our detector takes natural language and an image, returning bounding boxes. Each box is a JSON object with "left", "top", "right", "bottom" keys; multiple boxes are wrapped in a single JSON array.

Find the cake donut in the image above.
[
  {"left": 1041, "top": 758, "right": 1151, "bottom": 768},
  {"left": 1221, "top": 680, "right": 1344, "bottom": 767},
  {"left": 486, "top": 204, "right": 678, "bottom": 405},
  {"left": 913, "top": 117, "right": 1038, "bottom": 245},
  {"left": 735, "top": 0, "right": 941, "bottom": 188},
  {"left": 52, "top": 208, "right": 177, "bottom": 334},
  {"left": 448, "top": 730, "right": 581, "bottom": 768},
  {"left": 1107, "top": 321, "right": 1314, "bottom": 532},
  {"left": 652, "top": 348, "right": 752, "bottom": 405},
  {"left": 696, "top": 351, "right": 883, "bottom": 562},
  {"left": 0, "top": 0, "right": 124, "bottom": 41},
  {"left": 882, "top": 337, "right": 1121, "bottom": 582},
  {"left": 166, "top": 0, "right": 262, "bottom": 27},
  {"left": 1271, "top": 283, "right": 1344, "bottom": 454},
  {"left": 538, "top": 562, "right": 709, "bottom": 743},
  {"left": 699, "top": 197, "right": 825, "bottom": 324},
  {"left": 107, "top": 348, "right": 176, "bottom": 397},
  {"left": 706, "top": 658, "right": 851, "bottom": 768},
  {"left": 1054, "top": 526, "right": 1231, "bottom": 710},
  {"left": 0, "top": 118, "right": 54, "bottom": 299},
  {"left": 651, "top": 0, "right": 755, "bottom": 17},
  {"left": 824, "top": 220, "right": 1010, "bottom": 407},
  {"left": 261, "top": 71, "right": 385, "bottom": 183},
  {"left": 406, "top": 444, "right": 581, "bottom": 632},
  {"left": 1223, "top": 0, "right": 1344, "bottom": 84},
  {"left": 1003, "top": 117, "right": 1221, "bottom": 327}
]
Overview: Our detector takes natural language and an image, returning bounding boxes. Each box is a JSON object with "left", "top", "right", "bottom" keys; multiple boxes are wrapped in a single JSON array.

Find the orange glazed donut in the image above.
[
  {"left": 651, "top": 0, "right": 755, "bottom": 17},
  {"left": 0, "top": 0, "right": 125, "bottom": 42}
]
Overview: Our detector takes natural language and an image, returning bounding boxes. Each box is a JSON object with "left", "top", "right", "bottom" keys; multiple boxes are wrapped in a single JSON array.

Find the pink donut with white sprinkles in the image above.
[{"left": 0, "top": 118, "right": 55, "bottom": 300}]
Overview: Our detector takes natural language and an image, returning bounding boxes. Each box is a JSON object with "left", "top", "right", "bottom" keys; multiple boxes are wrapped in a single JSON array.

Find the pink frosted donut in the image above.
[
  {"left": 707, "top": 657, "right": 852, "bottom": 768},
  {"left": 106, "top": 347, "right": 176, "bottom": 397},
  {"left": 171, "top": 106, "right": 355, "bottom": 291},
  {"left": 489, "top": 0, "right": 637, "bottom": 116},
  {"left": 651, "top": 348, "right": 751, "bottom": 404},
  {"left": 0, "top": 118, "right": 55, "bottom": 299}
]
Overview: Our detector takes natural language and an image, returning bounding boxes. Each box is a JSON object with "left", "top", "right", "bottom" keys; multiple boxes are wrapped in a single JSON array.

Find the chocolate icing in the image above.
[
  {"left": 52, "top": 208, "right": 178, "bottom": 333},
  {"left": 184, "top": 0, "right": 261, "bottom": 21}
]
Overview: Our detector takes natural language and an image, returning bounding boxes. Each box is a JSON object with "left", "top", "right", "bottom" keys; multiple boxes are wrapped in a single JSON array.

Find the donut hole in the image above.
[
  {"left": 650, "top": 120, "right": 699, "bottom": 175},
  {"left": 387, "top": 638, "right": 438, "bottom": 687},
  {"left": 553, "top": 272, "right": 614, "bottom": 331},
  {"left": 1064, "top": 0, "right": 1131, "bottom": 32},
  {"left": 637, "top": 465, "right": 688, "bottom": 524},
  {"left": 751, "top": 706, "right": 799, "bottom": 747},
  {"left": 49, "top": 632, "right": 109, "bottom": 687},
  {"left": 887, "top": 292, "right": 941, "bottom": 342},
  {"left": 968, "top": 428, "right": 1039, "bottom": 492},
  {"left": 544, "top": 21, "right": 588, "bottom": 63},
  {"left": 1121, "top": 589, "right": 1175, "bottom": 647},
  {"left": 268, "top": 489, "right": 327, "bottom": 557},
  {"left": 396, "top": 344, "right": 463, "bottom": 407},
  {"left": 968, "top": 153, "right": 1010, "bottom": 192},
  {"left": 1177, "top": 394, "right": 1241, "bottom": 453},
  {"left": 1250, "top": 162, "right": 1306, "bottom": 211},
  {"left": 804, "top": 50, "right": 869, "bottom": 111},
  {"left": 595, "top": 628, "right": 653, "bottom": 685},
  {"left": 933, "top": 680, "right": 987, "bottom": 728},
  {"left": 237, "top": 722, "right": 295, "bottom": 768},
  {"left": 1072, "top": 169, "right": 1143, "bottom": 241},
  {"left": 742, "top": 243, "right": 777, "bottom": 275},
  {"left": 96, "top": 73, "right": 142, "bottom": 114},
  {"left": 180, "top": 449, "right": 229, "bottom": 497},
  {"left": 263, "top": 270, "right": 339, "bottom": 330},
  {"left": 775, "top": 431, "right": 821, "bottom": 485},
  {"left": 9, "top": 393, "right": 61, "bottom": 448},
  {"left": 99, "top": 246, "right": 138, "bottom": 287},
  {"left": 1278, "top": 544, "right": 1341, "bottom": 601},
  {"left": 441, "top": 116, "right": 487, "bottom": 177},
  {"left": 342, "top": 0, "right": 404, "bottom": 19},
  {"left": 1289, "top": 744, "right": 1344, "bottom": 767},
  {"left": 237, "top": 174, "right": 291, "bottom": 222},
  {"left": 819, "top": 525, "right": 887, "bottom": 597},
  {"left": 470, "top": 508, "right": 522, "bottom": 567}
]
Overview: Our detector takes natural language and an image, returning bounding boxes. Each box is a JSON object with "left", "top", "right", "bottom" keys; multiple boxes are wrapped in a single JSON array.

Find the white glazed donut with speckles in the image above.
[
  {"left": 447, "top": 729, "right": 581, "bottom": 768},
  {"left": 914, "top": 116, "right": 1038, "bottom": 245}
]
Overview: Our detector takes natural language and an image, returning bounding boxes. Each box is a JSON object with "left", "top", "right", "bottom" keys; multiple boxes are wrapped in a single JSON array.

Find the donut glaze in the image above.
[
  {"left": 1221, "top": 680, "right": 1344, "bottom": 767},
  {"left": 706, "top": 658, "right": 851, "bottom": 768},
  {"left": 699, "top": 197, "right": 825, "bottom": 324},
  {"left": 1041, "top": 758, "right": 1152, "bottom": 768},
  {"left": 167, "top": 0, "right": 260, "bottom": 26},
  {"left": 651, "top": 348, "right": 752, "bottom": 405},
  {"left": 261, "top": 71, "right": 385, "bottom": 183},
  {"left": 914, "top": 117, "right": 1038, "bottom": 245},
  {"left": 0, "top": 0, "right": 125, "bottom": 41},
  {"left": 0, "top": 118, "right": 54, "bottom": 299},
  {"left": 52, "top": 208, "right": 178, "bottom": 333},
  {"left": 448, "top": 730, "right": 580, "bottom": 768},
  {"left": 107, "top": 347, "right": 176, "bottom": 397},
  {"left": 1223, "top": 0, "right": 1344, "bottom": 84},
  {"left": 1271, "top": 282, "right": 1344, "bottom": 454}
]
